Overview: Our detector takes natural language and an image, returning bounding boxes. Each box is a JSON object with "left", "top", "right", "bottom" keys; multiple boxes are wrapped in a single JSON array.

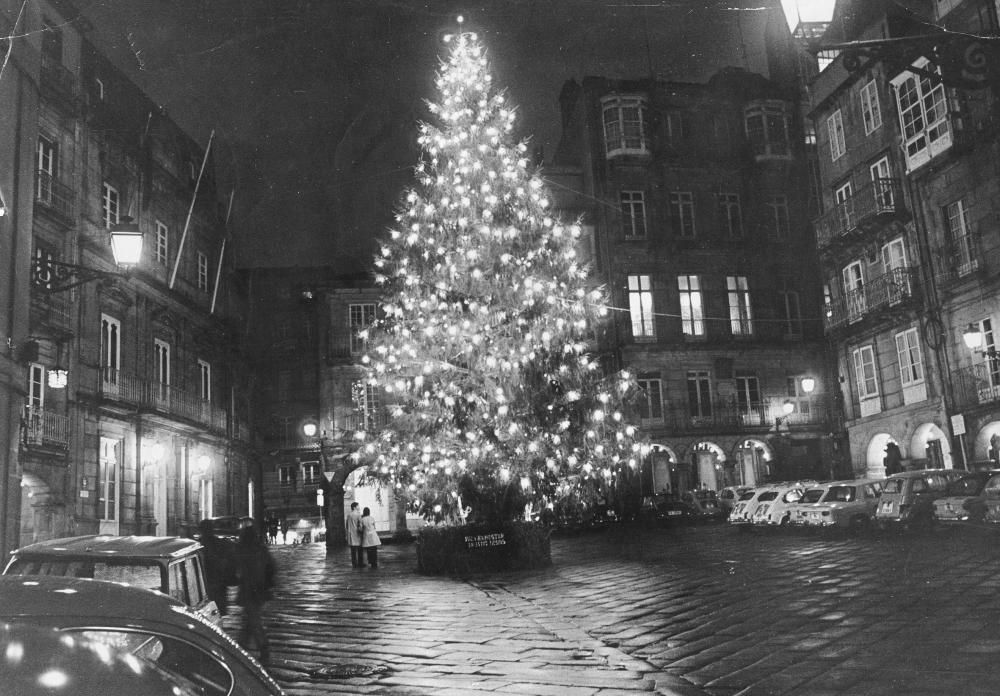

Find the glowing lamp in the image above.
[
  {"left": 800, "top": 377, "right": 816, "bottom": 394},
  {"left": 47, "top": 368, "right": 68, "bottom": 389},
  {"left": 963, "top": 323, "right": 984, "bottom": 350},
  {"left": 782, "top": 400, "right": 795, "bottom": 415},
  {"left": 109, "top": 218, "right": 144, "bottom": 266}
]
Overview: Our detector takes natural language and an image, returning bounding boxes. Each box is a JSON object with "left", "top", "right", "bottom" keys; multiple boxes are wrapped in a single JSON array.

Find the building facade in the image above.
[
  {"left": 805, "top": 0, "right": 1000, "bottom": 474},
  {"left": 551, "top": 65, "right": 839, "bottom": 494},
  {"left": 13, "top": 1, "right": 251, "bottom": 549}
]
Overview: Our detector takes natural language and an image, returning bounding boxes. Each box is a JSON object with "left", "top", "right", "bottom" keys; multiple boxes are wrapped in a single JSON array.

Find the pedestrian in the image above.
[
  {"left": 346, "top": 502, "right": 364, "bottom": 567},
  {"left": 267, "top": 517, "right": 278, "bottom": 545},
  {"left": 360, "top": 507, "right": 381, "bottom": 568},
  {"left": 197, "top": 519, "right": 236, "bottom": 616},
  {"left": 234, "top": 526, "right": 275, "bottom": 664}
]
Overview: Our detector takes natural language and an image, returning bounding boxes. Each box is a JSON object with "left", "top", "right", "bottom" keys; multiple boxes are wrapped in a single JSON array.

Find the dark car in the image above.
[
  {"left": 876, "top": 469, "right": 965, "bottom": 529},
  {"left": 641, "top": 494, "right": 692, "bottom": 525},
  {"left": 197, "top": 515, "right": 255, "bottom": 542},
  {"left": 3, "top": 535, "right": 221, "bottom": 625},
  {"left": 932, "top": 471, "right": 998, "bottom": 524},
  {"left": 0, "top": 575, "right": 284, "bottom": 695}
]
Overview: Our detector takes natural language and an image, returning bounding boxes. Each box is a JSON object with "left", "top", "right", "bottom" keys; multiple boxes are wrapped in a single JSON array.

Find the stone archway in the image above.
[
  {"left": 19, "top": 472, "right": 61, "bottom": 547},
  {"left": 865, "top": 433, "right": 899, "bottom": 479},
  {"left": 691, "top": 441, "right": 726, "bottom": 490},
  {"left": 646, "top": 444, "right": 677, "bottom": 495},
  {"left": 733, "top": 439, "right": 772, "bottom": 487},
  {"left": 319, "top": 453, "right": 412, "bottom": 551},
  {"left": 909, "top": 422, "right": 953, "bottom": 470},
  {"left": 972, "top": 420, "right": 1000, "bottom": 465}
]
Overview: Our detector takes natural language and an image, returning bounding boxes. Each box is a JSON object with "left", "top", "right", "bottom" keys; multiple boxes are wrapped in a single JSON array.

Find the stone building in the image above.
[
  {"left": 804, "top": 0, "right": 1000, "bottom": 473},
  {"left": 550, "top": 64, "right": 839, "bottom": 492},
  {"left": 13, "top": 0, "right": 251, "bottom": 549}
]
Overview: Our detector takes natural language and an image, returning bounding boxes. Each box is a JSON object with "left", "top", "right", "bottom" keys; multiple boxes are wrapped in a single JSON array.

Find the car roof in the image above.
[
  {"left": 9, "top": 535, "right": 202, "bottom": 560},
  {"left": 886, "top": 468, "right": 961, "bottom": 478}
]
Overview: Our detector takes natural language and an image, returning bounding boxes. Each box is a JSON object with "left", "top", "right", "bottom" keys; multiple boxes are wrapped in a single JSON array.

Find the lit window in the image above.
[
  {"left": 155, "top": 221, "right": 169, "bottom": 265},
  {"left": 620, "top": 191, "right": 646, "bottom": 239},
  {"left": 602, "top": 95, "right": 649, "bottom": 156},
  {"left": 678, "top": 275, "right": 704, "bottom": 336},
  {"left": 627, "top": 275, "right": 654, "bottom": 339},
  {"left": 349, "top": 303, "right": 377, "bottom": 354}
]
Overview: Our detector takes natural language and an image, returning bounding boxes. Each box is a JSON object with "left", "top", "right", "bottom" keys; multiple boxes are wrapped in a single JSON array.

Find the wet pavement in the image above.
[{"left": 226, "top": 523, "right": 1000, "bottom": 695}]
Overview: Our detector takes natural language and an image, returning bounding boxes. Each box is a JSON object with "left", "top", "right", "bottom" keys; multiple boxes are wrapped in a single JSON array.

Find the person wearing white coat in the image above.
[
  {"left": 346, "top": 502, "right": 364, "bottom": 568},
  {"left": 360, "top": 507, "right": 381, "bottom": 568}
]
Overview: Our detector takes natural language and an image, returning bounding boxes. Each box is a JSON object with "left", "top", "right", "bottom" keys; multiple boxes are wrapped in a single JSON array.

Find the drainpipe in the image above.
[{"left": 135, "top": 415, "right": 143, "bottom": 533}]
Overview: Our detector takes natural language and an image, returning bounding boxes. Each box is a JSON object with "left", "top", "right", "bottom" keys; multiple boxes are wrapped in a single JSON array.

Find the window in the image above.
[
  {"left": 779, "top": 279, "right": 802, "bottom": 337},
  {"left": 28, "top": 363, "right": 44, "bottom": 410},
  {"left": 744, "top": 101, "right": 790, "bottom": 158},
  {"left": 860, "top": 80, "right": 882, "bottom": 135},
  {"left": 154, "top": 339, "right": 170, "bottom": 401},
  {"left": 882, "top": 237, "right": 910, "bottom": 302},
  {"left": 627, "top": 275, "right": 654, "bottom": 339},
  {"left": 602, "top": 95, "right": 648, "bottom": 156},
  {"left": 278, "top": 464, "right": 297, "bottom": 488},
  {"left": 946, "top": 198, "right": 977, "bottom": 276},
  {"left": 895, "top": 328, "right": 924, "bottom": 386},
  {"left": 198, "top": 359, "right": 211, "bottom": 401},
  {"left": 786, "top": 376, "right": 812, "bottom": 415},
  {"left": 94, "top": 77, "right": 104, "bottom": 101},
  {"left": 620, "top": 191, "right": 646, "bottom": 239},
  {"left": 891, "top": 58, "right": 952, "bottom": 171},
  {"left": 197, "top": 251, "right": 209, "bottom": 292},
  {"left": 98, "top": 437, "right": 118, "bottom": 521},
  {"left": 155, "top": 221, "right": 168, "bottom": 265},
  {"left": 636, "top": 374, "right": 663, "bottom": 421},
  {"left": 727, "top": 276, "right": 753, "bottom": 336},
  {"left": 870, "top": 157, "right": 893, "bottom": 208},
  {"left": 977, "top": 318, "right": 1000, "bottom": 391},
  {"left": 101, "top": 182, "right": 119, "bottom": 229},
  {"left": 717, "top": 193, "right": 742, "bottom": 238},
  {"left": 735, "top": 375, "right": 760, "bottom": 414},
  {"left": 817, "top": 50, "right": 840, "bottom": 72},
  {"left": 32, "top": 246, "right": 57, "bottom": 291},
  {"left": 198, "top": 479, "right": 213, "bottom": 520},
  {"left": 36, "top": 137, "right": 55, "bottom": 202},
  {"left": 842, "top": 261, "right": 866, "bottom": 322},
  {"left": 349, "top": 303, "right": 377, "bottom": 354},
  {"left": 669, "top": 192, "right": 696, "bottom": 238},
  {"left": 301, "top": 461, "right": 321, "bottom": 485},
  {"left": 100, "top": 314, "right": 121, "bottom": 374},
  {"left": 687, "top": 370, "right": 712, "bottom": 418},
  {"left": 678, "top": 275, "right": 704, "bottom": 336},
  {"left": 827, "top": 109, "right": 846, "bottom": 161},
  {"left": 353, "top": 380, "right": 382, "bottom": 430},
  {"left": 852, "top": 345, "right": 879, "bottom": 400},
  {"left": 41, "top": 19, "right": 63, "bottom": 62},
  {"left": 767, "top": 195, "right": 790, "bottom": 239},
  {"left": 835, "top": 181, "right": 854, "bottom": 230}
]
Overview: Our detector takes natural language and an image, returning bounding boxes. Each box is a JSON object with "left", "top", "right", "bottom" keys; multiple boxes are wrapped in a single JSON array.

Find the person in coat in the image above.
[
  {"left": 198, "top": 519, "right": 236, "bottom": 615},
  {"left": 360, "top": 507, "right": 381, "bottom": 568},
  {"left": 346, "top": 502, "right": 364, "bottom": 567},
  {"left": 235, "top": 526, "right": 275, "bottom": 664}
]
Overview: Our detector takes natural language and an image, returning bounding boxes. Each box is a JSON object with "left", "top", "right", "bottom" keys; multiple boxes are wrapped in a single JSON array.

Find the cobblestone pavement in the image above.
[{"left": 227, "top": 523, "right": 1000, "bottom": 695}]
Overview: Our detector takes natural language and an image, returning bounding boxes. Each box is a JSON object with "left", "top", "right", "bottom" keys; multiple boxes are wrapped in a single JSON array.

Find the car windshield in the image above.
[
  {"left": 6, "top": 560, "right": 163, "bottom": 593},
  {"left": 756, "top": 491, "right": 778, "bottom": 502},
  {"left": 800, "top": 488, "right": 827, "bottom": 503},
  {"left": 823, "top": 486, "right": 856, "bottom": 503},
  {"left": 738, "top": 491, "right": 757, "bottom": 502},
  {"left": 946, "top": 475, "right": 988, "bottom": 496},
  {"left": 881, "top": 479, "right": 904, "bottom": 494}
]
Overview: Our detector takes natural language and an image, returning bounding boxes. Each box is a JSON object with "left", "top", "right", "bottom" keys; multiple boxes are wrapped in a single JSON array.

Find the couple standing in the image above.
[{"left": 346, "top": 502, "right": 381, "bottom": 568}]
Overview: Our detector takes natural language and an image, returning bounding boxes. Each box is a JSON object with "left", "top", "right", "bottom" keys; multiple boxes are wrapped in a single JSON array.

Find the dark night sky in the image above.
[{"left": 72, "top": 0, "right": 783, "bottom": 269}]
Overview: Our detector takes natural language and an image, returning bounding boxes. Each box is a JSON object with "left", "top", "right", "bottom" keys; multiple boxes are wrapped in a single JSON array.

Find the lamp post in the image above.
[{"left": 31, "top": 219, "right": 144, "bottom": 294}]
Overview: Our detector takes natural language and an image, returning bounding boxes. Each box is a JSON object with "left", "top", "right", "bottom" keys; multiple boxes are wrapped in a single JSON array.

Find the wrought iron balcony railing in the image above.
[
  {"left": 642, "top": 398, "right": 829, "bottom": 434},
  {"left": 100, "top": 368, "right": 227, "bottom": 431},
  {"left": 825, "top": 267, "right": 918, "bottom": 330},
  {"left": 35, "top": 170, "right": 75, "bottom": 220},
  {"left": 22, "top": 406, "right": 69, "bottom": 448},
  {"left": 814, "top": 178, "right": 905, "bottom": 249},
  {"left": 953, "top": 361, "right": 1000, "bottom": 412}
]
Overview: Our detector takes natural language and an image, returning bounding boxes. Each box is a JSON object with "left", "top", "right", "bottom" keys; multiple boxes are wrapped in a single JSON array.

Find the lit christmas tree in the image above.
[{"left": 358, "top": 23, "right": 644, "bottom": 525}]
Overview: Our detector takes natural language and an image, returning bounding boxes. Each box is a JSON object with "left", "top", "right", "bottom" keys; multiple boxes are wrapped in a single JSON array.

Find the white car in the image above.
[
  {"left": 749, "top": 483, "right": 812, "bottom": 526},
  {"left": 793, "top": 479, "right": 885, "bottom": 530},
  {"left": 727, "top": 488, "right": 764, "bottom": 527},
  {"left": 789, "top": 483, "right": 834, "bottom": 525}
]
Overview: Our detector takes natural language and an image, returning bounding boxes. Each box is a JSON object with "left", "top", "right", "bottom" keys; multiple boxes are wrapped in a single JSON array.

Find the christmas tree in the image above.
[{"left": 358, "top": 23, "right": 643, "bottom": 525}]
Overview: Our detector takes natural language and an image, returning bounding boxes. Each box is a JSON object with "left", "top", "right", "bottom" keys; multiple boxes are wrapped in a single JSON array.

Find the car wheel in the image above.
[{"left": 779, "top": 515, "right": 790, "bottom": 526}]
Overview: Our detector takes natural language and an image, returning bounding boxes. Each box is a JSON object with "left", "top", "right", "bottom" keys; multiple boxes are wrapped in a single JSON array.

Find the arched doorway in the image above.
[
  {"left": 691, "top": 442, "right": 726, "bottom": 490},
  {"left": 19, "top": 473, "right": 61, "bottom": 547},
  {"left": 973, "top": 421, "right": 1000, "bottom": 466},
  {"left": 865, "top": 433, "right": 899, "bottom": 479},
  {"left": 909, "top": 423, "right": 953, "bottom": 469},
  {"left": 647, "top": 444, "right": 677, "bottom": 494},
  {"left": 734, "top": 439, "right": 772, "bottom": 487}
]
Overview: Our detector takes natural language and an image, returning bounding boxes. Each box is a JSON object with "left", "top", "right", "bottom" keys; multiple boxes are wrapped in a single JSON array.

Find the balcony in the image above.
[
  {"left": 815, "top": 178, "right": 906, "bottom": 250},
  {"left": 648, "top": 398, "right": 829, "bottom": 435},
  {"left": 953, "top": 361, "right": 1000, "bottom": 412},
  {"left": 22, "top": 407, "right": 69, "bottom": 448},
  {"left": 825, "top": 267, "right": 918, "bottom": 330},
  {"left": 35, "top": 170, "right": 76, "bottom": 223},
  {"left": 100, "top": 368, "right": 227, "bottom": 432},
  {"left": 39, "top": 53, "right": 76, "bottom": 105}
]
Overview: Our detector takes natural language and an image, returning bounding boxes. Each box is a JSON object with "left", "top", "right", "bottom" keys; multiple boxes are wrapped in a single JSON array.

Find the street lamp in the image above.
[
  {"left": 963, "top": 323, "right": 984, "bottom": 351},
  {"left": 31, "top": 218, "right": 144, "bottom": 293},
  {"left": 801, "top": 377, "right": 816, "bottom": 394}
]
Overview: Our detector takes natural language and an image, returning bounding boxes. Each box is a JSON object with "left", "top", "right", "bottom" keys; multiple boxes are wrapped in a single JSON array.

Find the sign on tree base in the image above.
[{"left": 416, "top": 522, "right": 552, "bottom": 575}]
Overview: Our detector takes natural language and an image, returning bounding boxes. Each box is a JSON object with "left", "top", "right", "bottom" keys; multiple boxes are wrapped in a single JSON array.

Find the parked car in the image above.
[
  {"left": 789, "top": 482, "right": 835, "bottom": 525},
  {"left": 0, "top": 621, "right": 201, "bottom": 696},
  {"left": 876, "top": 469, "right": 965, "bottom": 530},
  {"left": 932, "top": 471, "right": 998, "bottom": 524},
  {"left": 718, "top": 486, "right": 754, "bottom": 515},
  {"left": 641, "top": 494, "right": 692, "bottom": 525},
  {"left": 0, "top": 575, "right": 283, "bottom": 695},
  {"left": 681, "top": 489, "right": 726, "bottom": 521},
  {"left": 980, "top": 472, "right": 1000, "bottom": 525},
  {"left": 728, "top": 488, "right": 765, "bottom": 527},
  {"left": 749, "top": 482, "right": 812, "bottom": 526},
  {"left": 793, "top": 479, "right": 884, "bottom": 531},
  {"left": 3, "top": 535, "right": 222, "bottom": 626},
  {"left": 196, "top": 515, "right": 255, "bottom": 542}
]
